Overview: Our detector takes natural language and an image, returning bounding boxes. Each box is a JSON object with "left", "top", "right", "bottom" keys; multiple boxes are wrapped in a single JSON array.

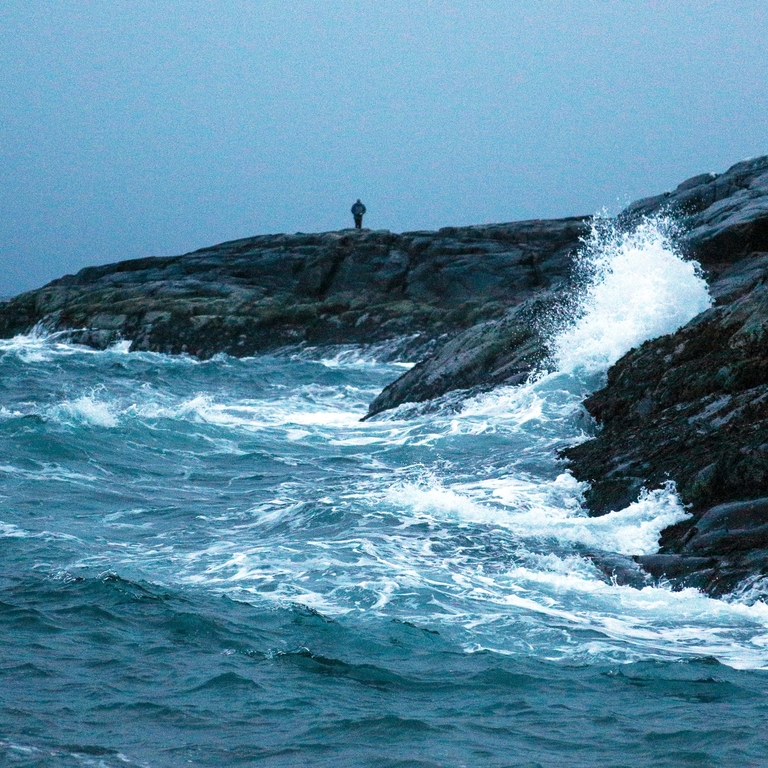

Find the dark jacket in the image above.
[{"left": 351, "top": 201, "right": 366, "bottom": 216}]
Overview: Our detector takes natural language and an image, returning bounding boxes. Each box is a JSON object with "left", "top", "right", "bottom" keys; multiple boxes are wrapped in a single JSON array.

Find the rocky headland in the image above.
[
  {"left": 0, "top": 219, "right": 586, "bottom": 360},
  {"left": 2, "top": 156, "right": 768, "bottom": 596}
]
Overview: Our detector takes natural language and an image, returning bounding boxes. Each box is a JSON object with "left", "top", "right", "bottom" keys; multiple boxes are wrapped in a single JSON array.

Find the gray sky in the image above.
[{"left": 2, "top": 0, "right": 766, "bottom": 296}]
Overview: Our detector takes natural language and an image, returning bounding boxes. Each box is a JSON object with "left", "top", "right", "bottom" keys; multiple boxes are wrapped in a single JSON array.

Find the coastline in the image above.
[{"left": 3, "top": 156, "right": 768, "bottom": 596}]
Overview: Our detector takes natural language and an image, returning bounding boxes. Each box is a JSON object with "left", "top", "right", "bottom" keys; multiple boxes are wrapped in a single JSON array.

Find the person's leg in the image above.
[{"left": 354, "top": 215, "right": 362, "bottom": 228}]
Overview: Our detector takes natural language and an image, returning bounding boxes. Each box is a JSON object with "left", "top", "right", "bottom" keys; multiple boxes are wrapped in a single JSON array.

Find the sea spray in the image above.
[
  {"left": 427, "top": 214, "right": 718, "bottom": 601},
  {"left": 547, "top": 214, "right": 712, "bottom": 376}
]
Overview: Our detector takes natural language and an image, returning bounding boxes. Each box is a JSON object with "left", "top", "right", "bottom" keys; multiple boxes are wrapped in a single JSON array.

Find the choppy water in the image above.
[{"left": 2, "top": 219, "right": 768, "bottom": 767}]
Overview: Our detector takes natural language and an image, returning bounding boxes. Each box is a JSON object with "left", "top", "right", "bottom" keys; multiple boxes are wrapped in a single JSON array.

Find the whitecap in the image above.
[{"left": 53, "top": 394, "right": 120, "bottom": 428}]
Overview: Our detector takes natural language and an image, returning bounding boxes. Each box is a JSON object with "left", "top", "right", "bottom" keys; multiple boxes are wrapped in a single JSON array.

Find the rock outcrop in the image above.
[
  {"left": 563, "top": 276, "right": 768, "bottom": 595},
  {"left": 562, "top": 156, "right": 768, "bottom": 595},
  {"left": 370, "top": 157, "right": 768, "bottom": 418},
  {"left": 0, "top": 220, "right": 586, "bottom": 360},
  {"left": 364, "top": 290, "right": 560, "bottom": 418}
]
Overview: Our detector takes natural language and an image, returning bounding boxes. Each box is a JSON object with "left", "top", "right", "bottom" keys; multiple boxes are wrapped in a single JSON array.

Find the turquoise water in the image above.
[
  {"left": 2, "top": 221, "right": 767, "bottom": 767},
  {"left": 2, "top": 336, "right": 768, "bottom": 768}
]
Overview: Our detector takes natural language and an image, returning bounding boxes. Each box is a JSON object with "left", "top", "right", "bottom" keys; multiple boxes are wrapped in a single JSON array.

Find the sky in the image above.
[{"left": 1, "top": 1, "right": 766, "bottom": 296}]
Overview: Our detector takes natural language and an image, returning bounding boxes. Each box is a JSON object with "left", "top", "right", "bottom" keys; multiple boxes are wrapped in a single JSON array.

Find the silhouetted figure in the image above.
[{"left": 351, "top": 199, "right": 366, "bottom": 229}]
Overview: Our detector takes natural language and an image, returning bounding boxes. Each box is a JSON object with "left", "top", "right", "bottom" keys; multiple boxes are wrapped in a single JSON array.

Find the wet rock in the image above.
[
  {"left": 634, "top": 499, "right": 768, "bottom": 596},
  {"left": 365, "top": 290, "right": 558, "bottom": 418},
  {"left": 0, "top": 220, "right": 587, "bottom": 360},
  {"left": 629, "top": 554, "right": 722, "bottom": 593},
  {"left": 562, "top": 156, "right": 768, "bottom": 595},
  {"left": 626, "top": 155, "right": 768, "bottom": 275},
  {"left": 585, "top": 551, "right": 652, "bottom": 589}
]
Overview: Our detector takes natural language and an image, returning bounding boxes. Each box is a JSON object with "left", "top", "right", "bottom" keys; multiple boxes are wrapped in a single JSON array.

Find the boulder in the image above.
[{"left": 628, "top": 499, "right": 768, "bottom": 596}]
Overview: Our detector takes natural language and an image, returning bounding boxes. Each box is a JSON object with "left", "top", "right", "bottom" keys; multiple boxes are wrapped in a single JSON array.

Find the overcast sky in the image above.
[{"left": 1, "top": 1, "right": 766, "bottom": 295}]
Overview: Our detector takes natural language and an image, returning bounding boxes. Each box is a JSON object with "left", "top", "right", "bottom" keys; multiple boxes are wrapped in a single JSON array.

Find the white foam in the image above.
[
  {"left": 550, "top": 216, "right": 712, "bottom": 375},
  {"left": 291, "top": 336, "right": 421, "bottom": 369},
  {"left": 0, "top": 521, "right": 28, "bottom": 538},
  {"left": 0, "top": 462, "right": 99, "bottom": 484},
  {"left": 107, "top": 339, "right": 133, "bottom": 353},
  {"left": 319, "top": 349, "right": 413, "bottom": 370},
  {"left": 386, "top": 477, "right": 491, "bottom": 522},
  {"left": 385, "top": 473, "right": 687, "bottom": 557},
  {"left": 0, "top": 331, "right": 81, "bottom": 363},
  {"left": 0, "top": 327, "right": 199, "bottom": 367},
  {"left": 54, "top": 394, "right": 120, "bottom": 428},
  {"left": 87, "top": 458, "right": 768, "bottom": 668}
]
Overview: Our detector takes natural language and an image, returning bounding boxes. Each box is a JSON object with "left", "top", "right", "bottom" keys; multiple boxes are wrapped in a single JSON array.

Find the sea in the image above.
[{"left": 2, "top": 219, "right": 768, "bottom": 768}]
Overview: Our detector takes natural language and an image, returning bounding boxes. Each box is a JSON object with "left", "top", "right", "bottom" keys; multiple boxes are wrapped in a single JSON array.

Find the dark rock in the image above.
[
  {"left": 561, "top": 156, "right": 768, "bottom": 595},
  {"left": 633, "top": 554, "right": 718, "bottom": 582},
  {"left": 585, "top": 551, "right": 652, "bottom": 589},
  {"left": 0, "top": 220, "right": 588, "bottom": 360},
  {"left": 624, "top": 155, "right": 768, "bottom": 273},
  {"left": 644, "top": 499, "right": 768, "bottom": 595},
  {"left": 365, "top": 290, "right": 559, "bottom": 418}
]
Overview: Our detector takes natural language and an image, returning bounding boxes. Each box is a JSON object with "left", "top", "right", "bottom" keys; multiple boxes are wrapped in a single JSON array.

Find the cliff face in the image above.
[{"left": 0, "top": 219, "right": 586, "bottom": 359}]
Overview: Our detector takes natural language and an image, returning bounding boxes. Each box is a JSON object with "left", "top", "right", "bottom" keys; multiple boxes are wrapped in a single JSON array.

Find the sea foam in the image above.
[{"left": 549, "top": 215, "right": 712, "bottom": 376}]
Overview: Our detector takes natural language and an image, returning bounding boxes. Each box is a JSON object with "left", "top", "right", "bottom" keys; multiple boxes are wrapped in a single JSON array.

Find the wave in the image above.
[{"left": 547, "top": 214, "right": 711, "bottom": 375}]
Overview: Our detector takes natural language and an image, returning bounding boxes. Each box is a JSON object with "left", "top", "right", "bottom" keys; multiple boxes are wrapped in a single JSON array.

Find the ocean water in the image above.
[{"left": 2, "top": 220, "right": 768, "bottom": 768}]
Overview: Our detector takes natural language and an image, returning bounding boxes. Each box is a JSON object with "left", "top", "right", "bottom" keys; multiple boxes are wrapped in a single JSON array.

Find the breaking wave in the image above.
[
  {"left": 549, "top": 215, "right": 712, "bottom": 375},
  {"left": 1, "top": 215, "right": 765, "bottom": 676}
]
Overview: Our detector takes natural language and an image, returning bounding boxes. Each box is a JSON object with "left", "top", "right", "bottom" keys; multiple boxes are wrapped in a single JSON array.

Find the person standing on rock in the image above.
[{"left": 351, "top": 199, "right": 366, "bottom": 229}]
